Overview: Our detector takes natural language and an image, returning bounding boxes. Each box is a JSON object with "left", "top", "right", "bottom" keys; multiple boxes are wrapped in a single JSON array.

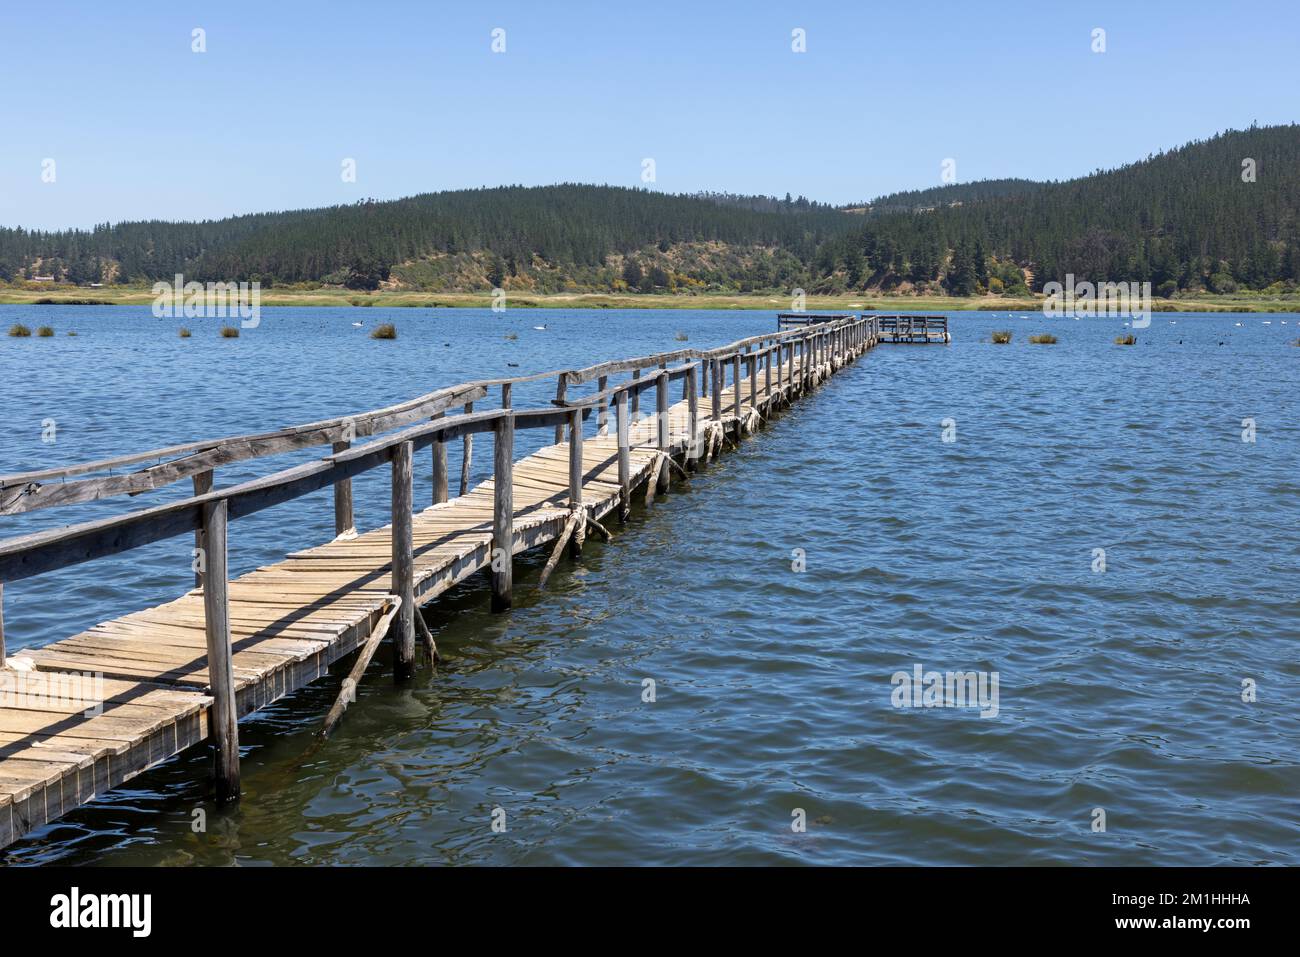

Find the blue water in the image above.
[{"left": 1, "top": 306, "right": 1298, "bottom": 865}]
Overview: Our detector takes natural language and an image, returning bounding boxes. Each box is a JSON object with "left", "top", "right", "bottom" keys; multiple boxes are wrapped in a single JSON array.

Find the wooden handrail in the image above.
[
  {"left": 0, "top": 404, "right": 592, "bottom": 584},
  {"left": 0, "top": 319, "right": 854, "bottom": 517}
]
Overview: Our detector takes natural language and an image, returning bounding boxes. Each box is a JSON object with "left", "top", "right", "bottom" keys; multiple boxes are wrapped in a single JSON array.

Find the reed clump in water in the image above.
[
  {"left": 220, "top": 325, "right": 240, "bottom": 338},
  {"left": 8, "top": 323, "right": 31, "bottom": 337},
  {"left": 504, "top": 332, "right": 518, "bottom": 340},
  {"left": 36, "top": 325, "right": 55, "bottom": 337},
  {"left": 370, "top": 323, "right": 397, "bottom": 339},
  {"left": 179, "top": 327, "right": 192, "bottom": 338},
  {"left": 991, "top": 330, "right": 1011, "bottom": 344},
  {"left": 674, "top": 331, "right": 689, "bottom": 341},
  {"left": 1028, "top": 333, "right": 1058, "bottom": 344},
  {"left": 1114, "top": 334, "right": 1137, "bottom": 345},
  {"left": 67, "top": 330, "right": 77, "bottom": 336}
]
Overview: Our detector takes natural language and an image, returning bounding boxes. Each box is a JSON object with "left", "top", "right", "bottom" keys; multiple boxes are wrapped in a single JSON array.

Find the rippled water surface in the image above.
[{"left": 1, "top": 306, "right": 1297, "bottom": 865}]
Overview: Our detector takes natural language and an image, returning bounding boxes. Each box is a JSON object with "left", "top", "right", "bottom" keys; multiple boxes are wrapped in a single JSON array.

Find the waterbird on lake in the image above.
[
  {"left": 351, "top": 322, "right": 363, "bottom": 328},
  {"left": 533, "top": 324, "right": 548, "bottom": 331}
]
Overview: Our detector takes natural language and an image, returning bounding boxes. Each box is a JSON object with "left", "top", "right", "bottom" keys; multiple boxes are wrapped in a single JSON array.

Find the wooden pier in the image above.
[
  {"left": 0, "top": 312, "right": 937, "bottom": 850},
  {"left": 876, "top": 314, "right": 949, "bottom": 344}
]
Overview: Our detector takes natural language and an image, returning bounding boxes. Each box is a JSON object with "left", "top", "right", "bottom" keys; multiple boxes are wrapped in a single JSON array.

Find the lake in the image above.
[{"left": 1, "top": 305, "right": 1297, "bottom": 865}]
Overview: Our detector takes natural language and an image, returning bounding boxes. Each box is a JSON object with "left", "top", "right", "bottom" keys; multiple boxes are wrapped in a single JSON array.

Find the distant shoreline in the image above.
[{"left": 1, "top": 287, "right": 1297, "bottom": 313}]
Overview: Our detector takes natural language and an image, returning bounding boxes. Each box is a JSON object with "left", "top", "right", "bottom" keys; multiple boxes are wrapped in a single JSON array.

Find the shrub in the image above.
[
  {"left": 1028, "top": 333, "right": 1057, "bottom": 344},
  {"left": 220, "top": 325, "right": 240, "bottom": 338},
  {"left": 179, "top": 327, "right": 192, "bottom": 338},
  {"left": 8, "top": 323, "right": 31, "bottom": 337},
  {"left": 674, "top": 331, "right": 689, "bottom": 341},
  {"left": 370, "top": 323, "right": 397, "bottom": 339},
  {"left": 991, "top": 330, "right": 1012, "bottom": 344},
  {"left": 36, "top": 325, "right": 54, "bottom": 337},
  {"left": 1114, "top": 334, "right": 1137, "bottom": 345}
]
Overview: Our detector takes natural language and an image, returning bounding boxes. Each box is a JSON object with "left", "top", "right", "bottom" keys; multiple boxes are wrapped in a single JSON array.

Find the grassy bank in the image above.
[{"left": 1, "top": 287, "right": 1297, "bottom": 313}]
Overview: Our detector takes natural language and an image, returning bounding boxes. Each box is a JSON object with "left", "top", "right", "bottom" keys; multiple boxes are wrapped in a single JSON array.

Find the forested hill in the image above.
[
  {"left": 0, "top": 185, "right": 855, "bottom": 290},
  {"left": 818, "top": 123, "right": 1300, "bottom": 295},
  {"left": 2, "top": 125, "right": 1298, "bottom": 296},
  {"left": 842, "top": 179, "right": 1044, "bottom": 215}
]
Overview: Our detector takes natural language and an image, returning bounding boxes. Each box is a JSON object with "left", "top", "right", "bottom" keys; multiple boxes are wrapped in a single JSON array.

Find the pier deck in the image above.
[{"left": 0, "top": 315, "right": 883, "bottom": 849}]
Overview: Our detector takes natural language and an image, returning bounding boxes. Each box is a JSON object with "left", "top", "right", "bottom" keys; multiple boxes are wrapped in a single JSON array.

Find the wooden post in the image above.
[
  {"left": 329, "top": 442, "right": 354, "bottom": 537},
  {"left": 701, "top": 358, "right": 710, "bottom": 397},
  {"left": 616, "top": 389, "right": 631, "bottom": 521},
  {"left": 631, "top": 369, "right": 641, "bottom": 416},
  {"left": 432, "top": 413, "right": 448, "bottom": 505},
  {"left": 491, "top": 415, "right": 513, "bottom": 612},
  {"left": 459, "top": 401, "right": 474, "bottom": 497},
  {"left": 391, "top": 441, "right": 415, "bottom": 681},
  {"left": 568, "top": 408, "right": 583, "bottom": 557},
  {"left": 686, "top": 365, "right": 699, "bottom": 467},
  {"left": 193, "top": 469, "right": 213, "bottom": 587},
  {"left": 656, "top": 370, "right": 670, "bottom": 493},
  {"left": 200, "top": 498, "right": 240, "bottom": 803},
  {"left": 732, "top": 353, "right": 742, "bottom": 419},
  {"left": 502, "top": 382, "right": 512, "bottom": 409},
  {"left": 554, "top": 376, "right": 567, "bottom": 444},
  {"left": 596, "top": 375, "right": 608, "bottom": 434},
  {"left": 765, "top": 347, "right": 772, "bottom": 401},
  {"left": 711, "top": 357, "right": 722, "bottom": 424},
  {"left": 0, "top": 581, "right": 6, "bottom": 669},
  {"left": 749, "top": 352, "right": 758, "bottom": 418}
]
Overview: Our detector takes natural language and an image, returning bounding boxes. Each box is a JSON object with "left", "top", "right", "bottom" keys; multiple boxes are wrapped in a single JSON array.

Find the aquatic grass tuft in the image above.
[
  {"left": 8, "top": 323, "right": 32, "bottom": 337},
  {"left": 179, "top": 327, "right": 192, "bottom": 338},
  {"left": 674, "top": 331, "right": 689, "bottom": 341},
  {"left": 1114, "top": 334, "right": 1137, "bottom": 345},
  {"left": 36, "top": 325, "right": 55, "bottom": 337},
  {"left": 505, "top": 332, "right": 518, "bottom": 340},
  {"left": 991, "top": 330, "right": 1012, "bottom": 344},
  {"left": 1028, "top": 333, "right": 1058, "bottom": 344},
  {"left": 370, "top": 323, "right": 397, "bottom": 339},
  {"left": 220, "top": 325, "right": 240, "bottom": 338},
  {"left": 67, "top": 330, "right": 78, "bottom": 336}
]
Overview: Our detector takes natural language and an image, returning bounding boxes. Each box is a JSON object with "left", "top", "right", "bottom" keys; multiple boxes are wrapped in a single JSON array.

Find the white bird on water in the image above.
[
  {"left": 351, "top": 322, "right": 363, "bottom": 328},
  {"left": 533, "top": 324, "right": 548, "bottom": 331}
]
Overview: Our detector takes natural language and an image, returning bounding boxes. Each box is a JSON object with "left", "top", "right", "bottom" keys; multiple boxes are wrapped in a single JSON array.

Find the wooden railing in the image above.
[{"left": 0, "top": 314, "right": 874, "bottom": 801}]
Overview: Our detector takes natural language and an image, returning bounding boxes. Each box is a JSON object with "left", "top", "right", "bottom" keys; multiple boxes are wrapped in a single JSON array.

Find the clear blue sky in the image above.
[{"left": 2, "top": 0, "right": 1296, "bottom": 230}]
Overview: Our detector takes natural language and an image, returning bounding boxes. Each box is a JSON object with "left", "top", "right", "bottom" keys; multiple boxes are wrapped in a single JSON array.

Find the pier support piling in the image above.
[
  {"left": 330, "top": 444, "right": 354, "bottom": 537},
  {"left": 391, "top": 441, "right": 415, "bottom": 680},
  {"left": 459, "top": 402, "right": 474, "bottom": 497},
  {"left": 568, "top": 409, "right": 584, "bottom": 558},
  {"left": 200, "top": 498, "right": 240, "bottom": 803},
  {"left": 432, "top": 413, "right": 448, "bottom": 505},
  {"left": 616, "top": 390, "right": 631, "bottom": 520},
  {"left": 193, "top": 469, "right": 213, "bottom": 586},
  {"left": 656, "top": 371, "right": 670, "bottom": 493},
  {"left": 491, "top": 415, "right": 514, "bottom": 612},
  {"left": 686, "top": 365, "right": 699, "bottom": 468}
]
